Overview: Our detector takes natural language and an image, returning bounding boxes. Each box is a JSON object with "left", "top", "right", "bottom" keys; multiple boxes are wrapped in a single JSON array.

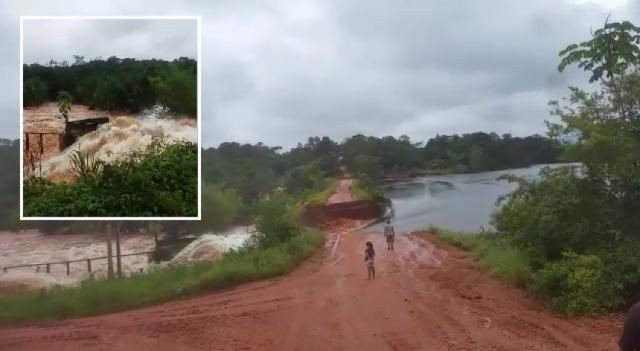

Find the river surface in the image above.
[
  {"left": 0, "top": 227, "right": 254, "bottom": 290},
  {"left": 372, "top": 164, "right": 572, "bottom": 233}
]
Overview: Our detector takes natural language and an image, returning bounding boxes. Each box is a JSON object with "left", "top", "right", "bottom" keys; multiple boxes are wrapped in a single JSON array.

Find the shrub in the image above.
[
  {"left": 529, "top": 252, "right": 621, "bottom": 315},
  {"left": 23, "top": 138, "right": 197, "bottom": 217},
  {"left": 255, "top": 193, "right": 300, "bottom": 247},
  {"left": 193, "top": 184, "right": 243, "bottom": 233}
]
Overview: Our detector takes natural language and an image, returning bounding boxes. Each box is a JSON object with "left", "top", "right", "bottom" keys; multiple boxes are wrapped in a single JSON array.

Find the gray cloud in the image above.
[
  {"left": 23, "top": 18, "right": 197, "bottom": 64},
  {"left": 1, "top": 0, "right": 638, "bottom": 148}
]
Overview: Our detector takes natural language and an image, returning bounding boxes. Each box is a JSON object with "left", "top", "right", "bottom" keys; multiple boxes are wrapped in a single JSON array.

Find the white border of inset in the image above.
[{"left": 19, "top": 16, "right": 202, "bottom": 221}]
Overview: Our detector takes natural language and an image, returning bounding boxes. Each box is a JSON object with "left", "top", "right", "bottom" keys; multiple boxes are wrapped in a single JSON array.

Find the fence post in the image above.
[
  {"left": 115, "top": 222, "right": 122, "bottom": 278},
  {"left": 106, "top": 223, "right": 114, "bottom": 279}
]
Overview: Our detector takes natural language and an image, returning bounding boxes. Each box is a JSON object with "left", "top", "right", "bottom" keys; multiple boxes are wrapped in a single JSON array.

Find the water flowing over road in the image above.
[{"left": 0, "top": 177, "right": 620, "bottom": 350}]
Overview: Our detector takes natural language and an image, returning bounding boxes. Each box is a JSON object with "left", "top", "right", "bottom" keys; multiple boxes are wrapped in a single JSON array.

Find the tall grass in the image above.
[
  {"left": 428, "top": 225, "right": 530, "bottom": 287},
  {"left": 69, "top": 150, "right": 104, "bottom": 180},
  {"left": 0, "top": 229, "right": 323, "bottom": 325},
  {"left": 352, "top": 180, "right": 371, "bottom": 200},
  {"left": 291, "top": 177, "right": 339, "bottom": 218}
]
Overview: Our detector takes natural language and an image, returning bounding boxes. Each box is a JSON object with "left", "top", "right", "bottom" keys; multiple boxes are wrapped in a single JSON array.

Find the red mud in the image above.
[
  {"left": 327, "top": 178, "right": 353, "bottom": 204},
  {"left": 0, "top": 228, "right": 621, "bottom": 351},
  {"left": 303, "top": 178, "right": 383, "bottom": 224},
  {"left": 0, "top": 179, "right": 622, "bottom": 350}
]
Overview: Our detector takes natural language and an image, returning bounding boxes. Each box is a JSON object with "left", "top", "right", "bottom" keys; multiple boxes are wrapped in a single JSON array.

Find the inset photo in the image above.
[{"left": 20, "top": 16, "right": 200, "bottom": 219}]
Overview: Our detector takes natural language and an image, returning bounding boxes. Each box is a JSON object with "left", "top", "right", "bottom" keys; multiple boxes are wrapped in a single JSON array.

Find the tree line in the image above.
[
  {"left": 23, "top": 56, "right": 197, "bottom": 116},
  {"left": 2, "top": 130, "right": 563, "bottom": 233}
]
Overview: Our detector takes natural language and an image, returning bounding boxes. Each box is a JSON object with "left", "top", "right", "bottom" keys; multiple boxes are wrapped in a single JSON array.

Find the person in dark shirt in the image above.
[
  {"left": 621, "top": 302, "right": 640, "bottom": 351},
  {"left": 364, "top": 241, "right": 375, "bottom": 280}
]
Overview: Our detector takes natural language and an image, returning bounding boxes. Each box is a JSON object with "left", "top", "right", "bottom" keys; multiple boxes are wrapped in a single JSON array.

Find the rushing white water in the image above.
[
  {"left": 0, "top": 227, "right": 254, "bottom": 291},
  {"left": 0, "top": 230, "right": 155, "bottom": 291},
  {"left": 163, "top": 226, "right": 255, "bottom": 267},
  {"left": 40, "top": 111, "right": 197, "bottom": 182}
]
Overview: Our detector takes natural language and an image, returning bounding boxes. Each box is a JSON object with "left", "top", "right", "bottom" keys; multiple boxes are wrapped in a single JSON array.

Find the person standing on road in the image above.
[
  {"left": 620, "top": 301, "right": 640, "bottom": 351},
  {"left": 384, "top": 220, "right": 395, "bottom": 250},
  {"left": 365, "top": 241, "right": 376, "bottom": 280}
]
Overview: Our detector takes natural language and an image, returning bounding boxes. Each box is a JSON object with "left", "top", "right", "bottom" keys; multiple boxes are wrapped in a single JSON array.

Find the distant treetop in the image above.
[{"left": 23, "top": 56, "right": 197, "bottom": 118}]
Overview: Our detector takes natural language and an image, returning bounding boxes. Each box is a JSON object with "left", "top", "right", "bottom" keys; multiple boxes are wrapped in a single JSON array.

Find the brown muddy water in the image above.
[
  {"left": 23, "top": 103, "right": 197, "bottom": 182},
  {"left": 0, "top": 227, "right": 255, "bottom": 292},
  {"left": 0, "top": 230, "right": 155, "bottom": 291}
]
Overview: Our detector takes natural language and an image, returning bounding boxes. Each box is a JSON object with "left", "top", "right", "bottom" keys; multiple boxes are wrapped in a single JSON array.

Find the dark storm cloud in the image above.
[{"left": 0, "top": 0, "right": 638, "bottom": 147}]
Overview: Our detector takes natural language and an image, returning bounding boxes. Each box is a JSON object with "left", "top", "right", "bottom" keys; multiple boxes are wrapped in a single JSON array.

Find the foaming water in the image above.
[
  {"left": 165, "top": 226, "right": 255, "bottom": 266},
  {"left": 0, "top": 230, "right": 155, "bottom": 290},
  {"left": 40, "top": 111, "right": 197, "bottom": 182},
  {"left": 0, "top": 227, "right": 254, "bottom": 291}
]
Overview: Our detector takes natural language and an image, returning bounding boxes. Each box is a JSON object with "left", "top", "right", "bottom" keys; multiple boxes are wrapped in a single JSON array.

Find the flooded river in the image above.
[
  {"left": 373, "top": 164, "right": 572, "bottom": 233},
  {"left": 0, "top": 227, "right": 254, "bottom": 291}
]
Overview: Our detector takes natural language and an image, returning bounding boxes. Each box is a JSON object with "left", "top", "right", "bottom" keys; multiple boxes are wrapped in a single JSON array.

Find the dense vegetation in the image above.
[
  {"left": 23, "top": 138, "right": 197, "bottom": 217},
  {"left": 444, "top": 20, "right": 640, "bottom": 316},
  {"left": 3, "top": 135, "right": 341, "bottom": 322},
  {"left": 23, "top": 56, "right": 197, "bottom": 116},
  {"left": 4, "top": 126, "right": 562, "bottom": 230},
  {"left": 341, "top": 133, "right": 563, "bottom": 176}
]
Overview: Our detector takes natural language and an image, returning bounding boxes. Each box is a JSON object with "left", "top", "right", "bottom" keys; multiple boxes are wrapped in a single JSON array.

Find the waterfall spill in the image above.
[
  {"left": 41, "top": 113, "right": 197, "bottom": 182},
  {"left": 0, "top": 227, "right": 254, "bottom": 291}
]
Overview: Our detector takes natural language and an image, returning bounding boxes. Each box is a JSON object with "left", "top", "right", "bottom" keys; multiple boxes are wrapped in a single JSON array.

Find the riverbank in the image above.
[
  {"left": 427, "top": 225, "right": 627, "bottom": 318},
  {"left": 0, "top": 225, "right": 621, "bottom": 350},
  {"left": 427, "top": 226, "right": 530, "bottom": 287},
  {"left": 0, "top": 228, "right": 323, "bottom": 324},
  {"left": 409, "top": 162, "right": 572, "bottom": 178},
  {"left": 0, "top": 176, "right": 350, "bottom": 324}
]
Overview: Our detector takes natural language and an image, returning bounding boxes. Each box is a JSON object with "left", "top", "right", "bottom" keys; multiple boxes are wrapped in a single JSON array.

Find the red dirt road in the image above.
[
  {"left": 0, "top": 223, "right": 621, "bottom": 351},
  {"left": 327, "top": 178, "right": 354, "bottom": 204}
]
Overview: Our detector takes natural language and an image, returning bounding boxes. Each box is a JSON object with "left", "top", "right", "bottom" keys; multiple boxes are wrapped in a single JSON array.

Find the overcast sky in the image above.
[
  {"left": 3, "top": 0, "right": 640, "bottom": 148},
  {"left": 23, "top": 19, "right": 197, "bottom": 64}
]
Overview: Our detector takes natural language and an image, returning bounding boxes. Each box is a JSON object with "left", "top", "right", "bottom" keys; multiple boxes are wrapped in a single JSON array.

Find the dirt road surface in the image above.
[
  {"left": 327, "top": 178, "right": 354, "bottom": 204},
  {"left": 0, "top": 179, "right": 622, "bottom": 350},
  {"left": 0, "top": 224, "right": 621, "bottom": 351}
]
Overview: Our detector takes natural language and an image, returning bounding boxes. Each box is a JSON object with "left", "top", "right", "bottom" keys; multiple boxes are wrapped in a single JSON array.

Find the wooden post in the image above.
[
  {"left": 87, "top": 259, "right": 92, "bottom": 273},
  {"left": 106, "top": 223, "right": 114, "bottom": 279},
  {"left": 115, "top": 222, "right": 122, "bottom": 278},
  {"left": 46, "top": 264, "right": 50, "bottom": 273},
  {"left": 38, "top": 134, "right": 43, "bottom": 177},
  {"left": 66, "top": 262, "right": 70, "bottom": 276}
]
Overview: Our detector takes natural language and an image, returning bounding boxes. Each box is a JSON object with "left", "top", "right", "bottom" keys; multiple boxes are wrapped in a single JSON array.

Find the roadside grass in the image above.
[
  {"left": 352, "top": 180, "right": 371, "bottom": 200},
  {"left": 427, "top": 225, "right": 530, "bottom": 287},
  {"left": 0, "top": 229, "right": 323, "bottom": 325},
  {"left": 305, "top": 178, "right": 339, "bottom": 206},
  {"left": 291, "top": 178, "right": 339, "bottom": 218}
]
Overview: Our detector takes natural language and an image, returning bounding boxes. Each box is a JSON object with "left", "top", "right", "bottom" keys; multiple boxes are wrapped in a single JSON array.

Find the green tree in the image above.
[
  {"left": 494, "top": 18, "right": 640, "bottom": 314},
  {"left": 349, "top": 154, "right": 383, "bottom": 182},
  {"left": 57, "top": 91, "right": 72, "bottom": 123},
  {"left": 23, "top": 77, "right": 48, "bottom": 106},
  {"left": 558, "top": 18, "right": 640, "bottom": 84},
  {"left": 193, "top": 185, "right": 243, "bottom": 233},
  {"left": 468, "top": 145, "right": 488, "bottom": 172}
]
